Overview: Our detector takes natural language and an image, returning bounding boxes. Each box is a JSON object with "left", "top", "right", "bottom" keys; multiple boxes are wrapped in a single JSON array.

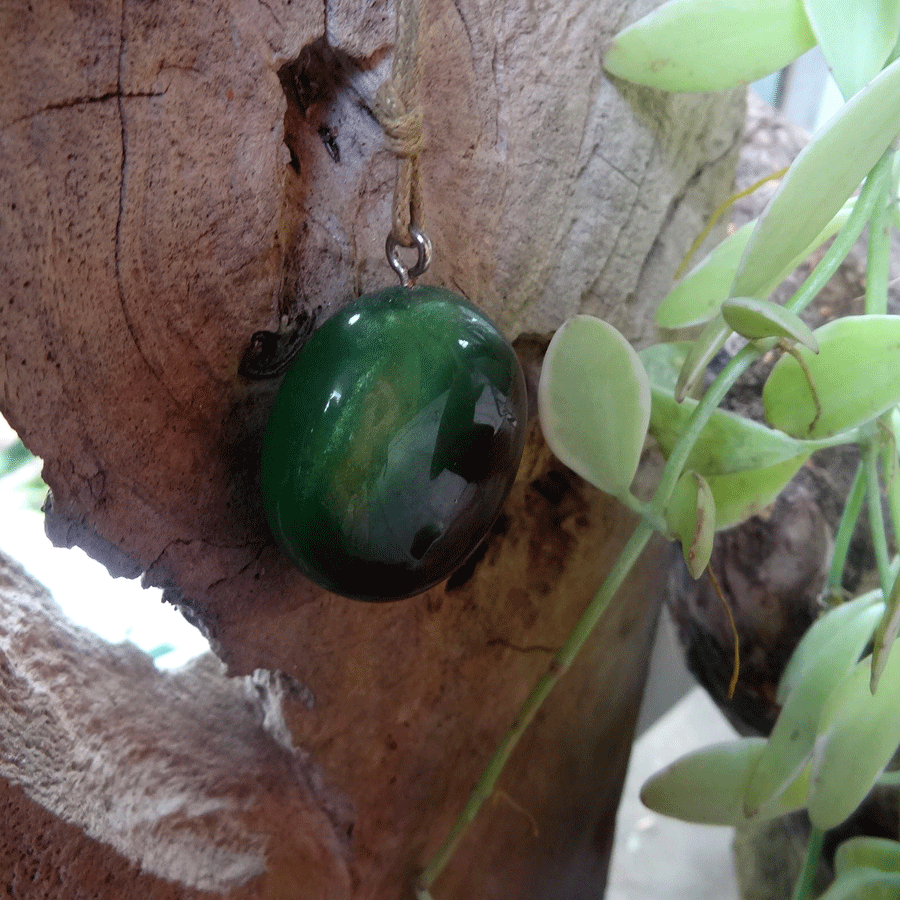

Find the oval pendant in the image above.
[{"left": 260, "top": 285, "right": 527, "bottom": 601}]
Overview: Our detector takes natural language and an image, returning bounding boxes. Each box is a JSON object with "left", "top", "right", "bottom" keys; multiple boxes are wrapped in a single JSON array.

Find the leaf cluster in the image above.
[
  {"left": 419, "top": 4, "right": 900, "bottom": 895},
  {"left": 536, "top": 2, "right": 900, "bottom": 898}
]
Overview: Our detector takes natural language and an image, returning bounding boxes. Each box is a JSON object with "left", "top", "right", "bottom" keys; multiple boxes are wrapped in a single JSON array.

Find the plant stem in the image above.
[
  {"left": 416, "top": 140, "right": 893, "bottom": 900},
  {"left": 652, "top": 348, "right": 758, "bottom": 509},
  {"left": 791, "top": 826, "right": 825, "bottom": 900},
  {"left": 418, "top": 355, "right": 761, "bottom": 898},
  {"left": 655, "top": 154, "right": 889, "bottom": 512},
  {"left": 786, "top": 150, "right": 893, "bottom": 319},
  {"left": 414, "top": 518, "right": 656, "bottom": 899},
  {"left": 616, "top": 490, "right": 668, "bottom": 534},
  {"left": 881, "top": 426, "right": 900, "bottom": 551},
  {"left": 891, "top": 147, "right": 900, "bottom": 232},
  {"left": 866, "top": 179, "right": 892, "bottom": 315},
  {"left": 827, "top": 459, "right": 866, "bottom": 592},
  {"left": 866, "top": 441, "right": 894, "bottom": 599}
]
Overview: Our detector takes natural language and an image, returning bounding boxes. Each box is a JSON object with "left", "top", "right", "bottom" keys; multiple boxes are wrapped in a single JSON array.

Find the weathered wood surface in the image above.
[
  {"left": 0, "top": 551, "right": 351, "bottom": 898},
  {"left": 0, "top": 0, "right": 745, "bottom": 895}
]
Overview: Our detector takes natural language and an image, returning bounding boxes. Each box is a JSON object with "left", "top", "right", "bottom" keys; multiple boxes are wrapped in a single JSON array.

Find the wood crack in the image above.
[
  {"left": 114, "top": 0, "right": 130, "bottom": 371},
  {"left": 143, "top": 537, "right": 269, "bottom": 589},
  {"left": 113, "top": 0, "right": 181, "bottom": 409},
  {"left": 451, "top": 0, "right": 476, "bottom": 61},
  {"left": 589, "top": 148, "right": 640, "bottom": 188},
  {"left": 258, "top": 0, "right": 284, "bottom": 30},
  {"left": 590, "top": 156, "right": 652, "bottom": 289},
  {"left": 4, "top": 90, "right": 166, "bottom": 129},
  {"left": 205, "top": 544, "right": 268, "bottom": 592},
  {"left": 638, "top": 110, "right": 745, "bottom": 278},
  {"left": 487, "top": 637, "right": 557, "bottom": 655},
  {"left": 114, "top": 0, "right": 146, "bottom": 397}
]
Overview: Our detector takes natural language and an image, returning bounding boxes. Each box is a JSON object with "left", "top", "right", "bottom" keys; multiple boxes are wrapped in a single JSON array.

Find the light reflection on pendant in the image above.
[{"left": 260, "top": 285, "right": 527, "bottom": 601}]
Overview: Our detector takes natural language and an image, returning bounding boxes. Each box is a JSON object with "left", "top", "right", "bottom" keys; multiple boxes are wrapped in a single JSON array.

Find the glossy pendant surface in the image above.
[{"left": 260, "top": 285, "right": 527, "bottom": 601}]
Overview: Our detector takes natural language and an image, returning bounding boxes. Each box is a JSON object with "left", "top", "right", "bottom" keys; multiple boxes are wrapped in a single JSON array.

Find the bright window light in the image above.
[{"left": 0, "top": 418, "right": 209, "bottom": 669}]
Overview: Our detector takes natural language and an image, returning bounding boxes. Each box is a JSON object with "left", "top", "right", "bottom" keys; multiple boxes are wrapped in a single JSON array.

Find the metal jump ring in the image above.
[{"left": 386, "top": 226, "right": 433, "bottom": 287}]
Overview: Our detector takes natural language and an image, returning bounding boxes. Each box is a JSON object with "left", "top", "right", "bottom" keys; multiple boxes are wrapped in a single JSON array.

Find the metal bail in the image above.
[{"left": 386, "top": 226, "right": 433, "bottom": 287}]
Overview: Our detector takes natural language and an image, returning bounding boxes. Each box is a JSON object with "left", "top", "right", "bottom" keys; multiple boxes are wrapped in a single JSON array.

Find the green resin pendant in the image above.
[{"left": 260, "top": 285, "right": 527, "bottom": 601}]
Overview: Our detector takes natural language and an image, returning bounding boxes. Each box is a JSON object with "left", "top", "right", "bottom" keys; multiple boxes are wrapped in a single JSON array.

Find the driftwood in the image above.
[
  {"left": 0, "top": 551, "right": 350, "bottom": 898},
  {"left": 0, "top": 0, "right": 745, "bottom": 896}
]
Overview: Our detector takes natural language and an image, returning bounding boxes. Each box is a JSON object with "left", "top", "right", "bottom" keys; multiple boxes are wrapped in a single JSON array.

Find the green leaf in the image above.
[
  {"left": 836, "top": 836, "right": 900, "bottom": 880},
  {"left": 538, "top": 315, "right": 651, "bottom": 498},
  {"left": 744, "top": 600, "right": 883, "bottom": 815},
  {"left": 777, "top": 591, "right": 884, "bottom": 704},
  {"left": 833, "top": 838, "right": 900, "bottom": 900},
  {"left": 656, "top": 199, "right": 852, "bottom": 329},
  {"left": 603, "top": 0, "right": 816, "bottom": 93},
  {"left": 666, "top": 471, "right": 715, "bottom": 578},
  {"left": 650, "top": 386, "right": 815, "bottom": 527},
  {"left": 872, "top": 569, "right": 900, "bottom": 691},
  {"left": 706, "top": 455, "right": 809, "bottom": 528},
  {"left": 640, "top": 738, "right": 808, "bottom": 826},
  {"left": 763, "top": 315, "right": 900, "bottom": 438},
  {"left": 802, "top": 0, "right": 900, "bottom": 99},
  {"left": 818, "top": 869, "right": 900, "bottom": 900},
  {"left": 638, "top": 342, "right": 692, "bottom": 394},
  {"left": 809, "top": 646, "right": 900, "bottom": 829},
  {"left": 733, "top": 57, "right": 900, "bottom": 299},
  {"left": 656, "top": 224, "right": 754, "bottom": 329},
  {"left": 675, "top": 315, "right": 730, "bottom": 401},
  {"left": 722, "top": 297, "right": 819, "bottom": 350},
  {"left": 650, "top": 388, "right": 826, "bottom": 475}
]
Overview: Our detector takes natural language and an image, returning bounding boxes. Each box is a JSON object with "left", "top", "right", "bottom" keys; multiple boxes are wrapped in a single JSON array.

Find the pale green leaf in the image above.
[
  {"left": 733, "top": 57, "right": 900, "bottom": 299},
  {"left": 650, "top": 386, "right": 815, "bottom": 524},
  {"left": 706, "top": 455, "right": 809, "bottom": 528},
  {"left": 763, "top": 315, "right": 900, "bottom": 438},
  {"left": 650, "top": 388, "right": 830, "bottom": 475},
  {"left": 656, "top": 199, "right": 852, "bottom": 329},
  {"left": 666, "top": 471, "right": 715, "bottom": 578},
  {"left": 675, "top": 315, "right": 730, "bottom": 401},
  {"left": 833, "top": 838, "right": 900, "bottom": 900},
  {"left": 818, "top": 869, "right": 900, "bottom": 900},
  {"left": 538, "top": 315, "right": 651, "bottom": 498},
  {"left": 778, "top": 591, "right": 884, "bottom": 704},
  {"left": 641, "top": 738, "right": 809, "bottom": 826},
  {"left": 744, "top": 601, "right": 883, "bottom": 815},
  {"left": 604, "top": 0, "right": 815, "bottom": 93},
  {"left": 836, "top": 836, "right": 900, "bottom": 880},
  {"left": 871, "top": 569, "right": 900, "bottom": 691},
  {"left": 803, "top": 0, "right": 900, "bottom": 99},
  {"left": 638, "top": 342, "right": 692, "bottom": 393},
  {"left": 722, "top": 297, "right": 819, "bottom": 350},
  {"left": 656, "top": 224, "right": 753, "bottom": 329},
  {"left": 809, "top": 646, "right": 900, "bottom": 829}
]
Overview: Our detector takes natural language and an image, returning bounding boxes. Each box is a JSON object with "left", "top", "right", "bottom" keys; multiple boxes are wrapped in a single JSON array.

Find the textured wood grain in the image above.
[
  {"left": 0, "top": 0, "right": 744, "bottom": 895},
  {"left": 0, "top": 551, "right": 351, "bottom": 899}
]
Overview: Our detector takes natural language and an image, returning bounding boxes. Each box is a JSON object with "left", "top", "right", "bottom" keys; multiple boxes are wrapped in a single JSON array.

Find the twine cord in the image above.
[{"left": 373, "top": 0, "right": 426, "bottom": 246}]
